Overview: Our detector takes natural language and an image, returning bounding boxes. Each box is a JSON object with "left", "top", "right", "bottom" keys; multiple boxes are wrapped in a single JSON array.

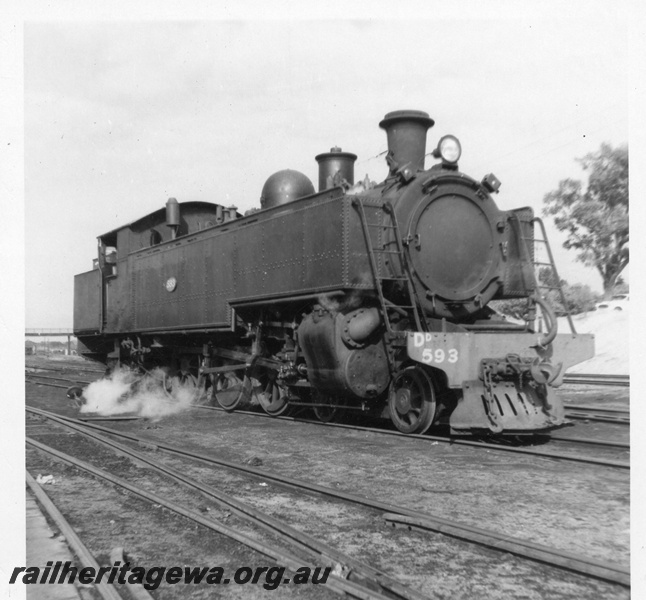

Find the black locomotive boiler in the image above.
[{"left": 73, "top": 110, "right": 594, "bottom": 434}]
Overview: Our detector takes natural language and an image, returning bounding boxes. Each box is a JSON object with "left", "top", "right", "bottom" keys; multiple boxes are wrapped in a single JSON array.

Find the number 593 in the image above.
[{"left": 421, "top": 348, "right": 458, "bottom": 364}]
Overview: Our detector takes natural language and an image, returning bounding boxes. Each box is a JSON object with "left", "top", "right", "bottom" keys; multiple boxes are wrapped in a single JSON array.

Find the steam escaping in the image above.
[
  {"left": 80, "top": 367, "right": 199, "bottom": 421},
  {"left": 318, "top": 272, "right": 373, "bottom": 313}
]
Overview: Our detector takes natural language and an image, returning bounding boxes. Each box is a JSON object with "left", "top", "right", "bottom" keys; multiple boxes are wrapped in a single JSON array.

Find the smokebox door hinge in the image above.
[{"left": 403, "top": 233, "right": 421, "bottom": 248}]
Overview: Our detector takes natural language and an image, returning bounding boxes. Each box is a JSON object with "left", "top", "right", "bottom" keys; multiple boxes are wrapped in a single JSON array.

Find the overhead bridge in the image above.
[
  {"left": 25, "top": 329, "right": 76, "bottom": 354},
  {"left": 25, "top": 329, "right": 75, "bottom": 337}
]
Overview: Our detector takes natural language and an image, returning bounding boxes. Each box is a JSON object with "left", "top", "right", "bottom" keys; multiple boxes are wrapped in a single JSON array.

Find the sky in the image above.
[{"left": 16, "top": 6, "right": 633, "bottom": 330}]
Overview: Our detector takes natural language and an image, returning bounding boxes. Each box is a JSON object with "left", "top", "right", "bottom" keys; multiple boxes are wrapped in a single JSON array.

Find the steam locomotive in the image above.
[{"left": 73, "top": 110, "right": 594, "bottom": 434}]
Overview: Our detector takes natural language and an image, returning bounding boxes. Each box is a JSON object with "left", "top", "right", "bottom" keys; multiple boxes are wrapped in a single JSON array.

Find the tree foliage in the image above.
[
  {"left": 537, "top": 267, "right": 600, "bottom": 315},
  {"left": 542, "top": 143, "right": 628, "bottom": 297},
  {"left": 541, "top": 281, "right": 599, "bottom": 316},
  {"left": 492, "top": 269, "right": 599, "bottom": 318}
]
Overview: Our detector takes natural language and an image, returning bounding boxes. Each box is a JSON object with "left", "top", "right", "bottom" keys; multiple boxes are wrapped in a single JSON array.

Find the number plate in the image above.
[
  {"left": 407, "top": 330, "right": 596, "bottom": 390},
  {"left": 411, "top": 333, "right": 460, "bottom": 363},
  {"left": 421, "top": 346, "right": 459, "bottom": 364},
  {"left": 406, "top": 331, "right": 474, "bottom": 387}
]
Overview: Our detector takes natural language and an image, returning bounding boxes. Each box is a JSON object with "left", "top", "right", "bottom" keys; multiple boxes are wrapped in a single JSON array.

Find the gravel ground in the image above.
[{"left": 25, "top": 356, "right": 630, "bottom": 599}]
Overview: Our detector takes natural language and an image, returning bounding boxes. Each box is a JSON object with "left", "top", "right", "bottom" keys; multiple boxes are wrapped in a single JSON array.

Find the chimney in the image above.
[{"left": 379, "top": 110, "right": 434, "bottom": 175}]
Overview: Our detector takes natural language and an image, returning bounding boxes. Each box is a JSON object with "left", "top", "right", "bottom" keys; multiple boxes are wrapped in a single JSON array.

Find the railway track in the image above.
[
  {"left": 563, "top": 407, "right": 630, "bottom": 425},
  {"left": 25, "top": 372, "right": 629, "bottom": 467},
  {"left": 547, "top": 434, "right": 629, "bottom": 449},
  {"left": 26, "top": 372, "right": 94, "bottom": 386},
  {"left": 25, "top": 364, "right": 105, "bottom": 376},
  {"left": 26, "top": 472, "right": 130, "bottom": 600},
  {"left": 28, "top": 443, "right": 411, "bottom": 600},
  {"left": 562, "top": 374, "right": 629, "bottom": 387},
  {"left": 27, "top": 409, "right": 431, "bottom": 600},
  {"left": 26, "top": 406, "right": 630, "bottom": 589},
  {"left": 193, "top": 405, "right": 630, "bottom": 469},
  {"left": 565, "top": 404, "right": 630, "bottom": 414},
  {"left": 28, "top": 366, "right": 629, "bottom": 387}
]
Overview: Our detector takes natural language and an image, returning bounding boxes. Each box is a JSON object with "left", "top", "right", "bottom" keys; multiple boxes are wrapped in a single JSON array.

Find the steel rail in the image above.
[
  {"left": 382, "top": 513, "right": 629, "bottom": 587},
  {"left": 547, "top": 435, "right": 629, "bottom": 449},
  {"left": 568, "top": 373, "right": 629, "bottom": 379},
  {"left": 109, "top": 548, "right": 155, "bottom": 600},
  {"left": 26, "top": 380, "right": 72, "bottom": 390},
  {"left": 194, "top": 405, "right": 630, "bottom": 470},
  {"left": 27, "top": 407, "right": 431, "bottom": 600},
  {"left": 26, "top": 407, "right": 629, "bottom": 587},
  {"left": 25, "top": 365, "right": 104, "bottom": 375},
  {"left": 26, "top": 471, "right": 125, "bottom": 600},
  {"left": 26, "top": 436, "right": 403, "bottom": 600},
  {"left": 564, "top": 405, "right": 629, "bottom": 414},
  {"left": 564, "top": 412, "right": 630, "bottom": 425},
  {"left": 25, "top": 372, "right": 92, "bottom": 385},
  {"left": 562, "top": 374, "right": 629, "bottom": 387}
]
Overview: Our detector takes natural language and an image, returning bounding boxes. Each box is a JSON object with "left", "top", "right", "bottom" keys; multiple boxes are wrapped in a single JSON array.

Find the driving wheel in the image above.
[
  {"left": 213, "top": 369, "right": 251, "bottom": 411},
  {"left": 256, "top": 373, "right": 292, "bottom": 416},
  {"left": 388, "top": 367, "right": 436, "bottom": 434}
]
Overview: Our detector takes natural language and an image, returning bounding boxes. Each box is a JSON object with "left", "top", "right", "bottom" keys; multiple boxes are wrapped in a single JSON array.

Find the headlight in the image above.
[{"left": 434, "top": 135, "right": 461, "bottom": 164}]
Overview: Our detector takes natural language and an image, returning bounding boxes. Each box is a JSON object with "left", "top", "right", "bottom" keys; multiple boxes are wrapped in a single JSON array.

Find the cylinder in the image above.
[
  {"left": 379, "top": 110, "right": 435, "bottom": 174},
  {"left": 315, "top": 147, "right": 358, "bottom": 191},
  {"left": 165, "top": 197, "right": 180, "bottom": 227}
]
